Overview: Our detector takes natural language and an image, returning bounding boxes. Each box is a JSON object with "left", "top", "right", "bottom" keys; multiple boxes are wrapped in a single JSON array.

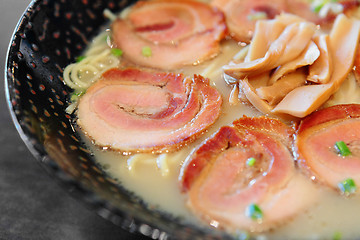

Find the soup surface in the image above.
[{"left": 64, "top": 0, "right": 360, "bottom": 239}]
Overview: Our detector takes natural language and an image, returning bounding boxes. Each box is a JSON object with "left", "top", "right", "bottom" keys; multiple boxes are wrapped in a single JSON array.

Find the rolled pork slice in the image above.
[
  {"left": 296, "top": 104, "right": 360, "bottom": 194},
  {"left": 112, "top": 0, "right": 226, "bottom": 70},
  {"left": 77, "top": 68, "right": 222, "bottom": 153},
  {"left": 211, "top": 0, "right": 288, "bottom": 43},
  {"left": 180, "top": 116, "right": 317, "bottom": 232}
]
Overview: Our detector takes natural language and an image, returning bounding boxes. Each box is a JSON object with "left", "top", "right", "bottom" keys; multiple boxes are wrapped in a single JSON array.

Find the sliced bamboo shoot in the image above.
[
  {"left": 307, "top": 34, "right": 333, "bottom": 84},
  {"left": 241, "top": 78, "right": 273, "bottom": 115},
  {"left": 223, "top": 22, "right": 316, "bottom": 79},
  {"left": 268, "top": 41, "right": 320, "bottom": 84},
  {"left": 273, "top": 14, "right": 360, "bottom": 117},
  {"left": 257, "top": 70, "right": 307, "bottom": 106}
]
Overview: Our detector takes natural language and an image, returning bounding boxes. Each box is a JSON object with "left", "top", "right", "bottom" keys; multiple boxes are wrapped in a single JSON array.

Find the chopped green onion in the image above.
[
  {"left": 335, "top": 141, "right": 352, "bottom": 157},
  {"left": 70, "top": 90, "right": 85, "bottom": 102},
  {"left": 70, "top": 95, "right": 78, "bottom": 102},
  {"left": 104, "top": 34, "right": 110, "bottom": 41},
  {"left": 142, "top": 46, "right": 152, "bottom": 57},
  {"left": 246, "top": 157, "right": 256, "bottom": 167},
  {"left": 76, "top": 56, "right": 86, "bottom": 62},
  {"left": 311, "top": 0, "right": 327, "bottom": 13},
  {"left": 333, "top": 231, "right": 342, "bottom": 240},
  {"left": 313, "top": 3, "right": 324, "bottom": 13},
  {"left": 338, "top": 178, "right": 356, "bottom": 195},
  {"left": 247, "top": 11, "right": 267, "bottom": 21},
  {"left": 246, "top": 203, "right": 263, "bottom": 221},
  {"left": 311, "top": 0, "right": 341, "bottom": 14},
  {"left": 111, "top": 48, "right": 123, "bottom": 57}
]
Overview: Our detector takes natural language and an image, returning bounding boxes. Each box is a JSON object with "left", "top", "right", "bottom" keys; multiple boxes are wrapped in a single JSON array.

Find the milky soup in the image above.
[{"left": 63, "top": 0, "right": 360, "bottom": 239}]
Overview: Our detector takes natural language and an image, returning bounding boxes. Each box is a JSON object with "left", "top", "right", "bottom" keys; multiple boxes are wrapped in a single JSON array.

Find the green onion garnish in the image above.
[
  {"left": 312, "top": 0, "right": 340, "bottom": 13},
  {"left": 313, "top": 3, "right": 324, "bottom": 13},
  {"left": 338, "top": 178, "right": 356, "bottom": 195},
  {"left": 333, "top": 231, "right": 342, "bottom": 240},
  {"left": 70, "top": 95, "right": 78, "bottom": 102},
  {"left": 246, "top": 157, "right": 256, "bottom": 167},
  {"left": 246, "top": 203, "right": 263, "bottom": 221},
  {"left": 76, "top": 56, "right": 86, "bottom": 62},
  {"left": 142, "top": 46, "right": 152, "bottom": 57},
  {"left": 111, "top": 48, "right": 123, "bottom": 57},
  {"left": 70, "top": 90, "right": 85, "bottom": 102},
  {"left": 335, "top": 141, "right": 352, "bottom": 156}
]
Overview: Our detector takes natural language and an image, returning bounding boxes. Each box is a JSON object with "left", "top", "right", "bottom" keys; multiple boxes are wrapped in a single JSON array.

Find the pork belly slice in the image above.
[
  {"left": 211, "top": 0, "right": 326, "bottom": 43},
  {"left": 112, "top": 0, "right": 226, "bottom": 70},
  {"left": 211, "top": 0, "right": 288, "bottom": 43},
  {"left": 296, "top": 104, "right": 360, "bottom": 194},
  {"left": 77, "top": 68, "right": 222, "bottom": 153},
  {"left": 180, "top": 116, "right": 316, "bottom": 232}
]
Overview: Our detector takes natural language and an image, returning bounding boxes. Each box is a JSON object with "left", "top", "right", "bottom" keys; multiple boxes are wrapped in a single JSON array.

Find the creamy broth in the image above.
[
  {"left": 72, "top": 3, "right": 360, "bottom": 239},
  {"left": 87, "top": 39, "right": 261, "bottom": 222}
]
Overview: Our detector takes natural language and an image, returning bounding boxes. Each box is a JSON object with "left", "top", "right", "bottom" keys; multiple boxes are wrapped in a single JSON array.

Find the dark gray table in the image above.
[{"left": 0, "top": 1, "right": 150, "bottom": 239}]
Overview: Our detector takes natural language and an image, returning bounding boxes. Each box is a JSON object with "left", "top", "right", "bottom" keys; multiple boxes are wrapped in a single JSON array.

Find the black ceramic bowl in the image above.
[{"left": 5, "top": 1, "right": 234, "bottom": 239}]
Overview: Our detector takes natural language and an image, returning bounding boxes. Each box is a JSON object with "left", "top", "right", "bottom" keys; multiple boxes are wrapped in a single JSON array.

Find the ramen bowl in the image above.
[{"left": 5, "top": 0, "right": 234, "bottom": 239}]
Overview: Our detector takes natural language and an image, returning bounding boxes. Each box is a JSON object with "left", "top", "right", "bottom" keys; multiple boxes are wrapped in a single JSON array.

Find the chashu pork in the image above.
[
  {"left": 211, "top": 0, "right": 324, "bottom": 43},
  {"left": 296, "top": 104, "right": 360, "bottom": 194},
  {"left": 180, "top": 116, "right": 317, "bottom": 232},
  {"left": 77, "top": 68, "right": 222, "bottom": 153},
  {"left": 112, "top": 0, "right": 226, "bottom": 70}
]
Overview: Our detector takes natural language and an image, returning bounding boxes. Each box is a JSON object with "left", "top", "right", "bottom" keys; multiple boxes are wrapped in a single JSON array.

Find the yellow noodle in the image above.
[
  {"left": 65, "top": 101, "right": 78, "bottom": 114},
  {"left": 200, "top": 60, "right": 219, "bottom": 78},
  {"left": 63, "top": 49, "right": 119, "bottom": 88},
  {"left": 103, "top": 9, "right": 118, "bottom": 22},
  {"left": 127, "top": 154, "right": 155, "bottom": 171},
  {"left": 156, "top": 154, "right": 170, "bottom": 177},
  {"left": 63, "top": 30, "right": 120, "bottom": 91},
  {"left": 232, "top": 45, "right": 249, "bottom": 61}
]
